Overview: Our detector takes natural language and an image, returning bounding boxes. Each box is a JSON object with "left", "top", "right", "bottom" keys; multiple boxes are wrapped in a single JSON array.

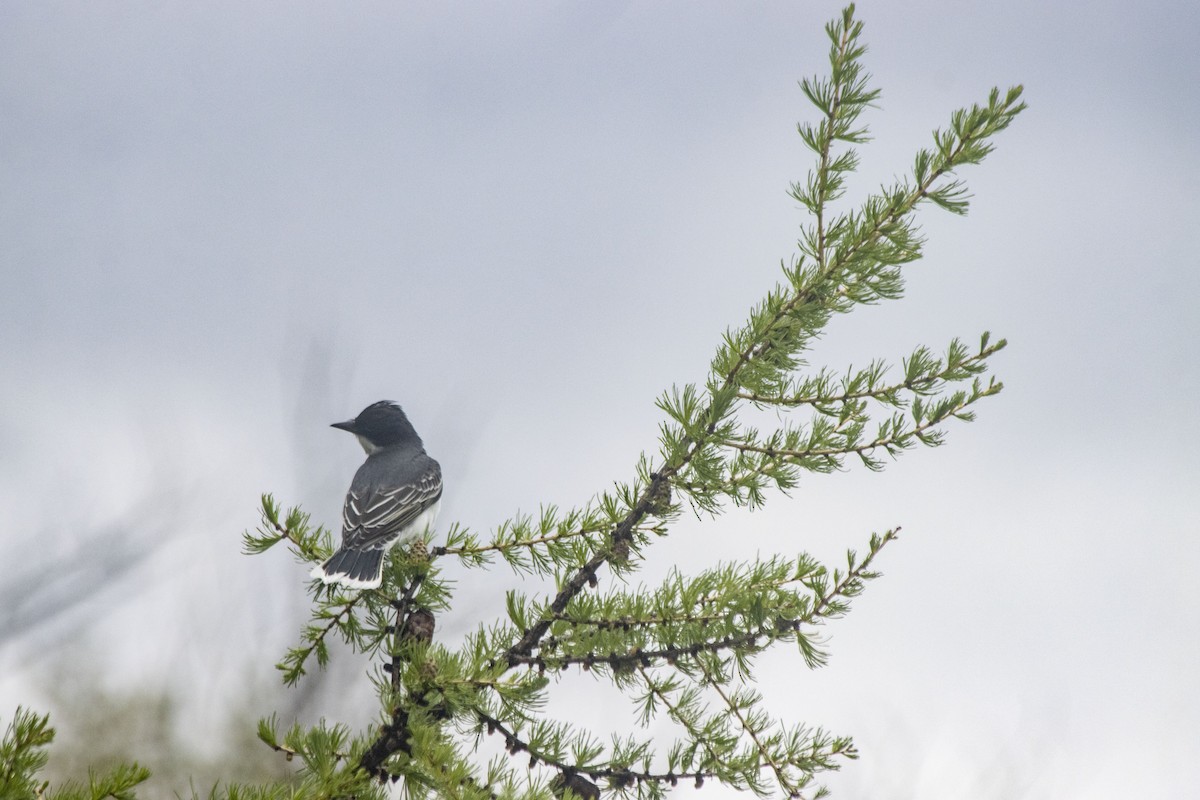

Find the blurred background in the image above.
[{"left": 2, "top": 1, "right": 1197, "bottom": 798}]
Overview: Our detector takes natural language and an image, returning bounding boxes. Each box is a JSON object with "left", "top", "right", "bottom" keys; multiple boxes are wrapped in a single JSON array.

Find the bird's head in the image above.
[{"left": 332, "top": 400, "right": 421, "bottom": 453}]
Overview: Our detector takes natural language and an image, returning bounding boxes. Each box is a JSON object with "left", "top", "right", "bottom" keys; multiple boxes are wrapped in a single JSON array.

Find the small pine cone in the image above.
[
  {"left": 402, "top": 608, "right": 436, "bottom": 645},
  {"left": 551, "top": 773, "right": 600, "bottom": 800},
  {"left": 408, "top": 538, "right": 430, "bottom": 562}
]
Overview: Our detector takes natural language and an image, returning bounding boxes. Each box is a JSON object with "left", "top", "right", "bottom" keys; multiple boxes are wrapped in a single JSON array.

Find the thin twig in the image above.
[
  {"left": 718, "top": 393, "right": 977, "bottom": 460},
  {"left": 736, "top": 343, "right": 998, "bottom": 408},
  {"left": 475, "top": 708, "right": 715, "bottom": 788}
]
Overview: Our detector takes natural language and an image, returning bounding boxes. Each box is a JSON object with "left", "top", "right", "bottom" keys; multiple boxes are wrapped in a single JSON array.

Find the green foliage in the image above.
[
  {"left": 233, "top": 6, "right": 1023, "bottom": 800},
  {"left": 10, "top": 6, "right": 1023, "bottom": 799},
  {"left": 0, "top": 707, "right": 150, "bottom": 800}
]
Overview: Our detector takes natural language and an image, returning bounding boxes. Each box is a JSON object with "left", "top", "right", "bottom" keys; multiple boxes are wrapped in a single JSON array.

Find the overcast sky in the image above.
[{"left": 2, "top": 2, "right": 1198, "bottom": 798}]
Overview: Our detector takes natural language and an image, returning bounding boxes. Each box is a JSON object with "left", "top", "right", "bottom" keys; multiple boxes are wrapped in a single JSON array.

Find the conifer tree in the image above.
[{"left": 4, "top": 6, "right": 1024, "bottom": 798}]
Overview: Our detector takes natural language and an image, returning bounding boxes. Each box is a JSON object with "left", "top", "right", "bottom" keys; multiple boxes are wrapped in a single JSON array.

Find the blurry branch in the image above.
[{"left": 0, "top": 508, "right": 163, "bottom": 648}]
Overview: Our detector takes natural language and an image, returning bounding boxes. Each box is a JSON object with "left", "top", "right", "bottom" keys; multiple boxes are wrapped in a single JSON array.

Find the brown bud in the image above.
[
  {"left": 610, "top": 534, "right": 630, "bottom": 563},
  {"left": 646, "top": 477, "right": 674, "bottom": 517},
  {"left": 551, "top": 773, "right": 600, "bottom": 800},
  {"left": 402, "top": 609, "right": 436, "bottom": 645}
]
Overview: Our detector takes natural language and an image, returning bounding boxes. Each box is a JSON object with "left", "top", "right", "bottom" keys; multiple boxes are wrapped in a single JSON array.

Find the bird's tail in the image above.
[{"left": 310, "top": 547, "right": 385, "bottom": 589}]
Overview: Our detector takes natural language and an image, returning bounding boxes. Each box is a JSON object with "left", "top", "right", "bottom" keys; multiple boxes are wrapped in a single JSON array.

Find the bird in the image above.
[{"left": 311, "top": 400, "right": 442, "bottom": 589}]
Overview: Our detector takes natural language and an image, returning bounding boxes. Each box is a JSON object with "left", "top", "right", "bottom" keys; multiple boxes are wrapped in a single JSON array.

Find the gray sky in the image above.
[{"left": 2, "top": 1, "right": 1198, "bottom": 798}]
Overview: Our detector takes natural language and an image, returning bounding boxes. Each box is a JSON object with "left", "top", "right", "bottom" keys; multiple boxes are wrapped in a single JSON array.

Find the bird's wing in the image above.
[{"left": 341, "top": 460, "right": 442, "bottom": 551}]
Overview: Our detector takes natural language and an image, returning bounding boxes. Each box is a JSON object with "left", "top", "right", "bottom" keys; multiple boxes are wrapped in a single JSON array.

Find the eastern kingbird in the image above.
[{"left": 311, "top": 400, "right": 442, "bottom": 589}]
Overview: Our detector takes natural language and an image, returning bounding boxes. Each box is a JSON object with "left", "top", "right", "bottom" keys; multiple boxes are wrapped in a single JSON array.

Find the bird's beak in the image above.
[{"left": 330, "top": 419, "right": 357, "bottom": 433}]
